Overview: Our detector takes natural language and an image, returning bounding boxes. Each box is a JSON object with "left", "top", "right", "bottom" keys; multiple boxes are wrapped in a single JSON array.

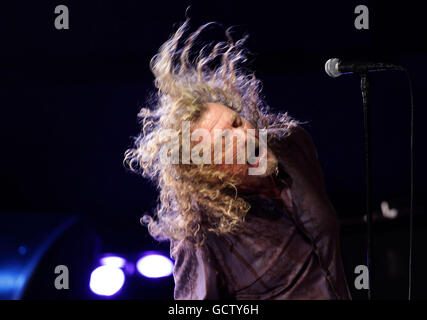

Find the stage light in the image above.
[
  {"left": 100, "top": 255, "right": 126, "bottom": 269},
  {"left": 136, "top": 253, "right": 173, "bottom": 278},
  {"left": 381, "top": 201, "right": 398, "bottom": 219},
  {"left": 89, "top": 265, "right": 125, "bottom": 296}
]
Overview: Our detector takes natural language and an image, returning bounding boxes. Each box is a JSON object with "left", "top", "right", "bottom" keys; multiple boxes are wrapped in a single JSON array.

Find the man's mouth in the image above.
[
  {"left": 247, "top": 141, "right": 266, "bottom": 168},
  {"left": 254, "top": 144, "right": 260, "bottom": 157}
]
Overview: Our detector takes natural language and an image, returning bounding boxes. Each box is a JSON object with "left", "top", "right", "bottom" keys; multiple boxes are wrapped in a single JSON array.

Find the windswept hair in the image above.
[{"left": 124, "top": 18, "right": 299, "bottom": 245}]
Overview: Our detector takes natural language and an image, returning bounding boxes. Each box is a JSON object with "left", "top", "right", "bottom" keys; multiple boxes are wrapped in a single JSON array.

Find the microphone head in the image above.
[{"left": 325, "top": 58, "right": 342, "bottom": 78}]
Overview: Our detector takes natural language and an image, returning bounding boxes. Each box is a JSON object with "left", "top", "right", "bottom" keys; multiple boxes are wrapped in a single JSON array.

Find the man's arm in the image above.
[
  {"left": 170, "top": 238, "right": 226, "bottom": 300},
  {"left": 270, "top": 125, "right": 339, "bottom": 235},
  {"left": 270, "top": 125, "right": 351, "bottom": 299}
]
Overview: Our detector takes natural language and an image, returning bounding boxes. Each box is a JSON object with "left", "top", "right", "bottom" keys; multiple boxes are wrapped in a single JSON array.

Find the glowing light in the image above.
[
  {"left": 89, "top": 266, "right": 125, "bottom": 296},
  {"left": 100, "top": 256, "right": 126, "bottom": 269},
  {"left": 136, "top": 253, "right": 173, "bottom": 278},
  {"left": 381, "top": 201, "right": 398, "bottom": 219}
]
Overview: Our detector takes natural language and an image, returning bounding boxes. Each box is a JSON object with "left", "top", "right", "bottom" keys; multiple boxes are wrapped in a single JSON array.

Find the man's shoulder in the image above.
[{"left": 169, "top": 234, "right": 214, "bottom": 257}]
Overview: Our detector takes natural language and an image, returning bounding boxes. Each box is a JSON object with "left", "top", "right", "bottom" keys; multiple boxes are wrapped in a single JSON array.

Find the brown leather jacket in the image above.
[{"left": 169, "top": 126, "right": 351, "bottom": 300}]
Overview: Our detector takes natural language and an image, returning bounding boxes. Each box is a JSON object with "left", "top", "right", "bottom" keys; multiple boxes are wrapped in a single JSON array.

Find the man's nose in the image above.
[{"left": 232, "top": 126, "right": 247, "bottom": 138}]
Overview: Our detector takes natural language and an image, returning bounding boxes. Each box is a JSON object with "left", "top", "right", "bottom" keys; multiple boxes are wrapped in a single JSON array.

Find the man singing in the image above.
[{"left": 124, "top": 18, "right": 351, "bottom": 300}]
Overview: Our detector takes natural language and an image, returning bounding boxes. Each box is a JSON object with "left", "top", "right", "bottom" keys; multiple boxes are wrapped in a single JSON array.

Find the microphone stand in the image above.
[
  {"left": 326, "top": 58, "right": 414, "bottom": 300},
  {"left": 360, "top": 72, "right": 373, "bottom": 300}
]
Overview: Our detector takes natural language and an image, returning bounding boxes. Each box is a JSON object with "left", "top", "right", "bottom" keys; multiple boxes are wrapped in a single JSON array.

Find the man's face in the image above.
[{"left": 192, "top": 102, "right": 278, "bottom": 189}]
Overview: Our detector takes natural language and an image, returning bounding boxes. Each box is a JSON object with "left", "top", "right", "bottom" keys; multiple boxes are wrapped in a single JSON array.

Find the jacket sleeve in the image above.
[
  {"left": 170, "top": 238, "right": 226, "bottom": 300},
  {"left": 271, "top": 125, "right": 340, "bottom": 238},
  {"left": 271, "top": 125, "right": 352, "bottom": 299}
]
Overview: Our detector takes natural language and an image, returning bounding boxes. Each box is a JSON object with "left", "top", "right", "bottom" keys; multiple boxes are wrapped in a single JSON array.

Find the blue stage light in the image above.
[
  {"left": 100, "top": 255, "right": 127, "bottom": 269},
  {"left": 89, "top": 265, "right": 125, "bottom": 296},
  {"left": 136, "top": 253, "right": 173, "bottom": 278}
]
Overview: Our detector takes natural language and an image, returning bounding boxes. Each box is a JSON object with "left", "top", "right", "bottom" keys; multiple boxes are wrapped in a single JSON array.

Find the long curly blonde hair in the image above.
[{"left": 124, "top": 18, "right": 299, "bottom": 245}]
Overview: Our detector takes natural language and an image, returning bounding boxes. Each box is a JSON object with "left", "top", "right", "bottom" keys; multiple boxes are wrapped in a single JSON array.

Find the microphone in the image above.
[{"left": 325, "top": 58, "right": 404, "bottom": 78}]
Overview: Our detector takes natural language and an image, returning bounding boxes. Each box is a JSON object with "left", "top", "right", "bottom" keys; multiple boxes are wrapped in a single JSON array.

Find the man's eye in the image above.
[{"left": 232, "top": 117, "right": 242, "bottom": 128}]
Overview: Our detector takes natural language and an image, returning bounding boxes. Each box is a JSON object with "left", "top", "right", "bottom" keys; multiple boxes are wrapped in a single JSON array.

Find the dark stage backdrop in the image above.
[{"left": 0, "top": 0, "right": 425, "bottom": 299}]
